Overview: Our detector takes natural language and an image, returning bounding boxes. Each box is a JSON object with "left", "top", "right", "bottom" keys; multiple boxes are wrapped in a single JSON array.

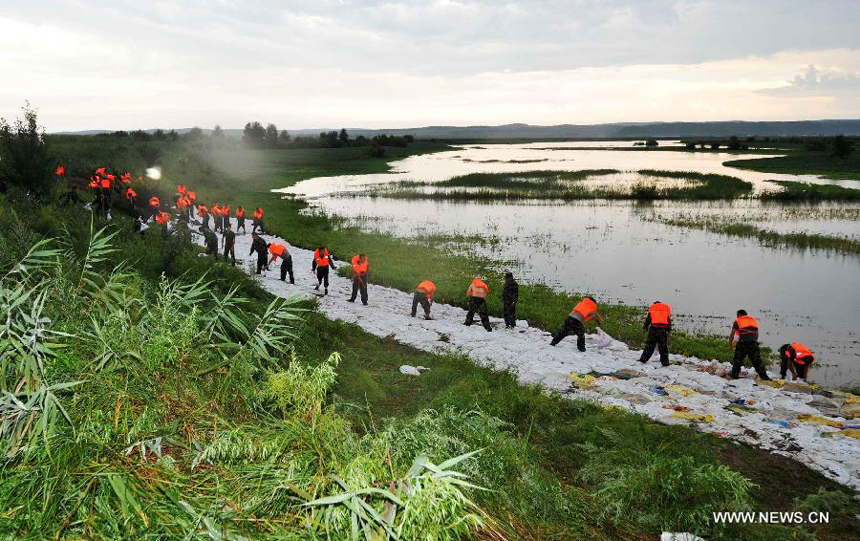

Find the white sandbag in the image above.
[
  {"left": 399, "top": 365, "right": 421, "bottom": 376},
  {"left": 661, "top": 533, "right": 704, "bottom": 541}
]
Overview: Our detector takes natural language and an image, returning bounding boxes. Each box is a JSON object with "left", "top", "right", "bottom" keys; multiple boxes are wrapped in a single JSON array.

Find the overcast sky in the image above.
[{"left": 2, "top": 0, "right": 859, "bottom": 131}]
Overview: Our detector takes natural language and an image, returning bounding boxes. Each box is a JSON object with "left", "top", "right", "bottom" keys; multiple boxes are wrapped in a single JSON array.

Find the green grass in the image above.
[
  {"left": 653, "top": 217, "right": 860, "bottom": 256},
  {"left": 726, "top": 150, "right": 860, "bottom": 181},
  {"left": 369, "top": 169, "right": 754, "bottom": 201},
  {"left": 762, "top": 180, "right": 860, "bottom": 201}
]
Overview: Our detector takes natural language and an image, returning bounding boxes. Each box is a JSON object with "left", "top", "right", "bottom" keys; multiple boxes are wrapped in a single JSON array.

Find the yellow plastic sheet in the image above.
[
  {"left": 665, "top": 384, "right": 697, "bottom": 397},
  {"left": 840, "top": 428, "right": 860, "bottom": 440},
  {"left": 795, "top": 414, "right": 843, "bottom": 428},
  {"left": 845, "top": 394, "right": 860, "bottom": 405},
  {"left": 670, "top": 411, "right": 714, "bottom": 423},
  {"left": 569, "top": 373, "right": 596, "bottom": 388},
  {"left": 757, "top": 379, "right": 785, "bottom": 389}
]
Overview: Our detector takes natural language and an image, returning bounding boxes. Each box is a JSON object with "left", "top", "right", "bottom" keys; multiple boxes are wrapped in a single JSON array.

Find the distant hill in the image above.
[{"left": 55, "top": 119, "right": 860, "bottom": 139}]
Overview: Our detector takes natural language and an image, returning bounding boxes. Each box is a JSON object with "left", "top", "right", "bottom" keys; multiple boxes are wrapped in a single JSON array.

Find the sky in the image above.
[{"left": 1, "top": 0, "right": 859, "bottom": 131}]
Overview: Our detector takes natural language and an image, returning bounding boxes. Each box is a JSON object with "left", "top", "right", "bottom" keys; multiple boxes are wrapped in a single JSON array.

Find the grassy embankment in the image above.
[
  {"left": 726, "top": 149, "right": 860, "bottom": 181},
  {"left": 369, "top": 169, "right": 754, "bottom": 200},
  {"left": 23, "top": 134, "right": 859, "bottom": 539}
]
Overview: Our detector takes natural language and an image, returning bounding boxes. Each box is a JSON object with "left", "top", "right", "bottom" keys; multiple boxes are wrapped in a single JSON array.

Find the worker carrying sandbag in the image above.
[
  {"left": 464, "top": 277, "right": 492, "bottom": 332},
  {"left": 202, "top": 225, "right": 218, "bottom": 257},
  {"left": 249, "top": 232, "right": 268, "bottom": 274},
  {"left": 348, "top": 254, "right": 369, "bottom": 305},
  {"left": 412, "top": 280, "right": 436, "bottom": 320},
  {"left": 728, "top": 310, "right": 771, "bottom": 380},
  {"left": 311, "top": 246, "right": 336, "bottom": 295},
  {"left": 639, "top": 301, "right": 672, "bottom": 366},
  {"left": 252, "top": 207, "right": 265, "bottom": 234},
  {"left": 551, "top": 296, "right": 604, "bottom": 351},
  {"left": 779, "top": 343, "right": 815, "bottom": 382},
  {"left": 268, "top": 242, "right": 293, "bottom": 283}
]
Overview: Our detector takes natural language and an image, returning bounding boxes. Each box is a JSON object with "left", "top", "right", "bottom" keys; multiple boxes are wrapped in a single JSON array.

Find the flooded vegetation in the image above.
[{"left": 282, "top": 143, "right": 860, "bottom": 387}]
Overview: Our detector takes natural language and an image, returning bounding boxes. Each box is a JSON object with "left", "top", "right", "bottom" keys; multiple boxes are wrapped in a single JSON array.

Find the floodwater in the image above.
[{"left": 276, "top": 143, "right": 860, "bottom": 387}]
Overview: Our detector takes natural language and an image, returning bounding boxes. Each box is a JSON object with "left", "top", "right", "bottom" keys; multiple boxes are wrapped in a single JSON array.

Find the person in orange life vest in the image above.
[
  {"left": 728, "top": 310, "right": 771, "bottom": 380},
  {"left": 639, "top": 301, "right": 672, "bottom": 366},
  {"left": 211, "top": 203, "right": 223, "bottom": 232},
  {"left": 121, "top": 172, "right": 132, "bottom": 184},
  {"left": 235, "top": 206, "right": 246, "bottom": 234},
  {"left": 412, "top": 280, "right": 436, "bottom": 319},
  {"left": 464, "top": 278, "right": 492, "bottom": 332},
  {"left": 221, "top": 222, "right": 236, "bottom": 265},
  {"left": 550, "top": 296, "right": 604, "bottom": 352},
  {"left": 55, "top": 165, "right": 65, "bottom": 178},
  {"left": 187, "top": 191, "right": 197, "bottom": 218},
  {"left": 221, "top": 204, "right": 231, "bottom": 230},
  {"left": 252, "top": 207, "right": 265, "bottom": 234},
  {"left": 98, "top": 175, "right": 114, "bottom": 214},
  {"left": 177, "top": 184, "right": 186, "bottom": 195},
  {"left": 198, "top": 204, "right": 211, "bottom": 229},
  {"left": 126, "top": 187, "right": 137, "bottom": 204},
  {"left": 154, "top": 210, "right": 170, "bottom": 238},
  {"left": 347, "top": 254, "right": 368, "bottom": 305},
  {"left": 779, "top": 343, "right": 815, "bottom": 382},
  {"left": 268, "top": 242, "right": 294, "bottom": 283},
  {"left": 311, "top": 246, "right": 336, "bottom": 295},
  {"left": 249, "top": 232, "right": 268, "bottom": 274}
]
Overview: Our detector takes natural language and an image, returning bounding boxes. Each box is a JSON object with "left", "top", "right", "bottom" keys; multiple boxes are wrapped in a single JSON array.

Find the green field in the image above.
[
  {"left": 5, "top": 133, "right": 852, "bottom": 539},
  {"left": 726, "top": 149, "right": 860, "bottom": 181}
]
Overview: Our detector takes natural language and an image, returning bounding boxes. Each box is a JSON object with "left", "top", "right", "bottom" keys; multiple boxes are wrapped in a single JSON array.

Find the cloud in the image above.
[{"left": 760, "top": 64, "right": 860, "bottom": 97}]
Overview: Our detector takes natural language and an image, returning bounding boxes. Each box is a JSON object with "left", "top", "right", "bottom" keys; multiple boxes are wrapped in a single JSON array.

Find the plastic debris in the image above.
[
  {"left": 594, "top": 327, "right": 614, "bottom": 349},
  {"left": 649, "top": 385, "right": 669, "bottom": 396},
  {"left": 661, "top": 533, "right": 704, "bottom": 541},
  {"left": 569, "top": 373, "right": 596, "bottom": 388},
  {"left": 796, "top": 415, "right": 843, "bottom": 428},
  {"left": 663, "top": 404, "right": 691, "bottom": 412},
  {"left": 670, "top": 412, "right": 714, "bottom": 423},
  {"left": 399, "top": 365, "right": 429, "bottom": 376},
  {"left": 665, "top": 384, "right": 697, "bottom": 397},
  {"left": 767, "top": 419, "right": 790, "bottom": 428}
]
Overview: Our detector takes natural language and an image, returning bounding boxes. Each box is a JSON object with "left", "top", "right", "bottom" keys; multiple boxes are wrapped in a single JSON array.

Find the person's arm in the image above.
[
  {"left": 512, "top": 283, "right": 518, "bottom": 303},
  {"left": 312, "top": 258, "right": 317, "bottom": 271},
  {"left": 594, "top": 309, "right": 605, "bottom": 325},
  {"left": 787, "top": 360, "right": 799, "bottom": 380},
  {"left": 728, "top": 323, "right": 738, "bottom": 347},
  {"left": 667, "top": 315, "right": 672, "bottom": 333},
  {"left": 643, "top": 313, "right": 651, "bottom": 331},
  {"left": 268, "top": 254, "right": 277, "bottom": 265},
  {"left": 249, "top": 242, "right": 256, "bottom": 256},
  {"left": 329, "top": 256, "right": 336, "bottom": 269}
]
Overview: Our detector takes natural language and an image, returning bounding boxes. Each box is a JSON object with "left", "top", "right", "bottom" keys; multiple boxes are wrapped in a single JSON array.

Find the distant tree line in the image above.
[
  {"left": 241, "top": 121, "right": 414, "bottom": 154},
  {"left": 681, "top": 134, "right": 855, "bottom": 157}
]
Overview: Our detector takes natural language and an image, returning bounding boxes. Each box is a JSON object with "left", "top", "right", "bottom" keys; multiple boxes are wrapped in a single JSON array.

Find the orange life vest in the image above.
[
  {"left": 314, "top": 249, "right": 329, "bottom": 267},
  {"left": 571, "top": 297, "right": 598, "bottom": 322},
  {"left": 222, "top": 205, "right": 230, "bottom": 216},
  {"left": 236, "top": 207, "right": 245, "bottom": 218},
  {"left": 55, "top": 166, "right": 65, "bottom": 176},
  {"left": 649, "top": 302, "right": 671, "bottom": 325},
  {"left": 89, "top": 177, "right": 99, "bottom": 189},
  {"left": 351, "top": 255, "right": 368, "bottom": 274},
  {"left": 187, "top": 191, "right": 196, "bottom": 201},
  {"left": 254, "top": 208, "right": 264, "bottom": 220},
  {"left": 416, "top": 280, "right": 437, "bottom": 300},
  {"left": 268, "top": 243, "right": 286, "bottom": 258},
  {"left": 95, "top": 167, "right": 106, "bottom": 176},
  {"left": 177, "top": 197, "right": 187, "bottom": 211},
  {"left": 149, "top": 196, "right": 160, "bottom": 208},
  {"left": 198, "top": 205, "right": 209, "bottom": 217},
  {"left": 125, "top": 188, "right": 137, "bottom": 200},
  {"left": 177, "top": 185, "right": 186, "bottom": 194},
  {"left": 467, "top": 278, "right": 489, "bottom": 298},
  {"left": 100, "top": 178, "right": 112, "bottom": 189},
  {"left": 735, "top": 315, "right": 758, "bottom": 335},
  {"left": 155, "top": 211, "right": 168, "bottom": 225},
  {"left": 122, "top": 172, "right": 131, "bottom": 183},
  {"left": 790, "top": 343, "right": 814, "bottom": 364},
  {"left": 212, "top": 204, "right": 221, "bottom": 216}
]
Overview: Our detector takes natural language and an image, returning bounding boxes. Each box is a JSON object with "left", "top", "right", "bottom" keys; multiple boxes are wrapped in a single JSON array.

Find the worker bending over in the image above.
[
  {"left": 779, "top": 343, "right": 815, "bottom": 382},
  {"left": 502, "top": 272, "right": 518, "bottom": 328},
  {"left": 249, "top": 232, "right": 268, "bottom": 274},
  {"left": 639, "top": 301, "right": 672, "bottom": 366},
  {"left": 202, "top": 226, "right": 218, "bottom": 257},
  {"left": 312, "top": 246, "right": 336, "bottom": 295},
  {"left": 348, "top": 254, "right": 369, "bottom": 305},
  {"left": 268, "top": 242, "right": 294, "bottom": 283},
  {"left": 222, "top": 223, "right": 236, "bottom": 264},
  {"left": 728, "top": 310, "right": 771, "bottom": 380},
  {"left": 464, "top": 277, "right": 492, "bottom": 332},
  {"left": 551, "top": 296, "right": 603, "bottom": 351},
  {"left": 412, "top": 280, "right": 436, "bottom": 320}
]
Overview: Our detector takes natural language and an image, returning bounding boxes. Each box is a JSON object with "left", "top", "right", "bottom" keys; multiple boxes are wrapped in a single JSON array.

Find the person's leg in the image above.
[
  {"left": 797, "top": 362, "right": 809, "bottom": 381},
  {"left": 464, "top": 298, "right": 477, "bottom": 325},
  {"left": 780, "top": 355, "right": 789, "bottom": 379},
  {"left": 748, "top": 343, "right": 770, "bottom": 380},
  {"left": 322, "top": 267, "right": 329, "bottom": 293},
  {"left": 420, "top": 296, "right": 431, "bottom": 318},
  {"left": 574, "top": 320, "right": 586, "bottom": 352},
  {"left": 412, "top": 293, "right": 420, "bottom": 316},
  {"left": 280, "top": 259, "right": 287, "bottom": 281},
  {"left": 639, "top": 331, "right": 657, "bottom": 363},
  {"left": 360, "top": 279, "right": 368, "bottom": 305},
  {"left": 349, "top": 276, "right": 359, "bottom": 301},
  {"left": 657, "top": 330, "right": 669, "bottom": 366},
  {"left": 286, "top": 257, "right": 294, "bottom": 283},
  {"left": 478, "top": 299, "right": 492, "bottom": 331},
  {"left": 502, "top": 303, "right": 513, "bottom": 327},
  {"left": 730, "top": 343, "right": 748, "bottom": 379},
  {"left": 230, "top": 246, "right": 235, "bottom": 264},
  {"left": 550, "top": 317, "right": 574, "bottom": 345}
]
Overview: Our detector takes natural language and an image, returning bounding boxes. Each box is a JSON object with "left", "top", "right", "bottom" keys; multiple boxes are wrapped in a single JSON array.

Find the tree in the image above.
[
  {"left": 279, "top": 130, "right": 291, "bottom": 143},
  {"left": 0, "top": 102, "right": 52, "bottom": 194},
  {"left": 184, "top": 127, "right": 203, "bottom": 141},
  {"left": 212, "top": 125, "right": 224, "bottom": 138},
  {"left": 243, "top": 121, "right": 265, "bottom": 148},
  {"left": 319, "top": 131, "right": 339, "bottom": 148},
  {"left": 645, "top": 139, "right": 658, "bottom": 147},
  {"left": 831, "top": 135, "right": 854, "bottom": 158},
  {"left": 265, "top": 123, "right": 279, "bottom": 148},
  {"left": 709, "top": 142, "right": 720, "bottom": 150},
  {"left": 727, "top": 136, "right": 741, "bottom": 151},
  {"left": 339, "top": 128, "right": 349, "bottom": 144}
]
